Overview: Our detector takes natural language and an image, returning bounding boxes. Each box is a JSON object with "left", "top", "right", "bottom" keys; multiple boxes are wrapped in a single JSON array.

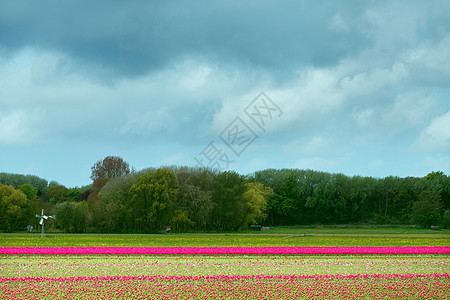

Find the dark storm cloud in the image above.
[{"left": 0, "top": 0, "right": 370, "bottom": 78}]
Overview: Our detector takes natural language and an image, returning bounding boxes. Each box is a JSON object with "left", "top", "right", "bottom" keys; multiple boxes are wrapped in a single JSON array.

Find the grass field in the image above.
[
  {"left": 1, "top": 226, "right": 449, "bottom": 247},
  {"left": 1, "top": 227, "right": 449, "bottom": 299}
]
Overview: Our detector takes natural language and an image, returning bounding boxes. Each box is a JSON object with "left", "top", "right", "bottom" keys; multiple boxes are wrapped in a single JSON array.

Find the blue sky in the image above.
[{"left": 0, "top": 0, "right": 449, "bottom": 187}]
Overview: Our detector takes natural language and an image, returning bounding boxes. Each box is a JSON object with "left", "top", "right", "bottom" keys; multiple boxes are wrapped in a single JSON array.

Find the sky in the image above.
[{"left": 0, "top": 0, "right": 449, "bottom": 187}]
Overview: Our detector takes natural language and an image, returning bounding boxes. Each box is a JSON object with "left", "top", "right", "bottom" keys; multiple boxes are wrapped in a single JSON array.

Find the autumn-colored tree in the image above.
[{"left": 90, "top": 156, "right": 131, "bottom": 191}]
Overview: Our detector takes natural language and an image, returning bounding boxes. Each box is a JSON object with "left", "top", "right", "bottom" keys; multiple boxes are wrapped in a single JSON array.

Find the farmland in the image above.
[
  {"left": 0, "top": 228, "right": 449, "bottom": 299},
  {"left": 1, "top": 225, "right": 449, "bottom": 247}
]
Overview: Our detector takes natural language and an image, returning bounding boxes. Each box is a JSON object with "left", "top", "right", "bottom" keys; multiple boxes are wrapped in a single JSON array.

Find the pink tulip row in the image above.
[
  {"left": 1, "top": 274, "right": 449, "bottom": 299},
  {"left": 1, "top": 246, "right": 449, "bottom": 255}
]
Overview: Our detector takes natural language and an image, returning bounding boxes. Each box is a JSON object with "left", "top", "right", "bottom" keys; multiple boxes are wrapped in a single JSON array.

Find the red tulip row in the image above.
[
  {"left": 1, "top": 246, "right": 449, "bottom": 255},
  {"left": 1, "top": 274, "right": 449, "bottom": 299}
]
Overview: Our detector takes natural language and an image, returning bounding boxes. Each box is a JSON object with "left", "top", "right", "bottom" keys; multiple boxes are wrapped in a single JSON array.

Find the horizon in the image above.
[{"left": 1, "top": 166, "right": 447, "bottom": 189}]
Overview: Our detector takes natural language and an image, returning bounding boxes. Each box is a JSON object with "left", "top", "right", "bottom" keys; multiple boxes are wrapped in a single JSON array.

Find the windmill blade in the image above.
[
  {"left": 39, "top": 218, "right": 44, "bottom": 225},
  {"left": 41, "top": 209, "right": 44, "bottom": 215},
  {"left": 51, "top": 215, "right": 56, "bottom": 219},
  {"left": 43, "top": 215, "right": 48, "bottom": 220},
  {"left": 36, "top": 214, "right": 40, "bottom": 218}
]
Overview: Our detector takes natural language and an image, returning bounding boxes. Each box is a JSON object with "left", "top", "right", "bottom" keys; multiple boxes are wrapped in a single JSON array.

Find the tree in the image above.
[
  {"left": 72, "top": 201, "right": 90, "bottom": 233},
  {"left": 242, "top": 182, "right": 273, "bottom": 229},
  {"left": 130, "top": 169, "right": 179, "bottom": 232},
  {"left": 411, "top": 189, "right": 443, "bottom": 228},
  {"left": 54, "top": 201, "right": 76, "bottom": 232},
  {"left": 18, "top": 184, "right": 38, "bottom": 201},
  {"left": 67, "top": 187, "right": 82, "bottom": 202},
  {"left": 98, "top": 193, "right": 128, "bottom": 233},
  {"left": 0, "top": 184, "right": 28, "bottom": 232},
  {"left": 212, "top": 171, "right": 246, "bottom": 232},
  {"left": 0, "top": 173, "right": 48, "bottom": 195},
  {"left": 48, "top": 181, "right": 61, "bottom": 188},
  {"left": 17, "top": 184, "right": 39, "bottom": 230},
  {"left": 442, "top": 210, "right": 450, "bottom": 229},
  {"left": 47, "top": 185, "right": 70, "bottom": 204},
  {"left": 171, "top": 210, "right": 195, "bottom": 232},
  {"left": 378, "top": 176, "right": 401, "bottom": 222},
  {"left": 174, "top": 167, "right": 215, "bottom": 231},
  {"left": 99, "top": 172, "right": 139, "bottom": 230},
  {"left": 255, "top": 169, "right": 302, "bottom": 226},
  {"left": 90, "top": 156, "right": 131, "bottom": 191},
  {"left": 425, "top": 171, "right": 450, "bottom": 211}
]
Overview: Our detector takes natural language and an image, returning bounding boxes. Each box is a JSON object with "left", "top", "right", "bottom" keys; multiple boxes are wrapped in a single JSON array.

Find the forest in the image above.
[{"left": 1, "top": 156, "right": 449, "bottom": 233}]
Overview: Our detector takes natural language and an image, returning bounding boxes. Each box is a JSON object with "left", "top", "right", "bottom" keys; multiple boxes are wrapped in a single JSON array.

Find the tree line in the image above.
[{"left": 1, "top": 156, "right": 449, "bottom": 233}]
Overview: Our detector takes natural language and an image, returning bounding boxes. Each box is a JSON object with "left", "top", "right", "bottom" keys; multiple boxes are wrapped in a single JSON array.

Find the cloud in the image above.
[
  {"left": 0, "top": 109, "right": 43, "bottom": 146},
  {"left": 353, "top": 92, "right": 436, "bottom": 140},
  {"left": 329, "top": 13, "right": 349, "bottom": 33},
  {"left": 353, "top": 108, "right": 374, "bottom": 128},
  {"left": 0, "top": 48, "right": 257, "bottom": 146},
  {"left": 119, "top": 108, "right": 175, "bottom": 136},
  {"left": 0, "top": 0, "right": 449, "bottom": 185},
  {"left": 416, "top": 111, "right": 450, "bottom": 150},
  {"left": 0, "top": 1, "right": 372, "bottom": 80},
  {"left": 402, "top": 34, "right": 450, "bottom": 87},
  {"left": 284, "top": 136, "right": 332, "bottom": 156}
]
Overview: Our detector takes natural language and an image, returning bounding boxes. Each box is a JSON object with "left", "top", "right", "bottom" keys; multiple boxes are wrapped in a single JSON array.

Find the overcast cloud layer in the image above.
[{"left": 1, "top": 0, "right": 449, "bottom": 187}]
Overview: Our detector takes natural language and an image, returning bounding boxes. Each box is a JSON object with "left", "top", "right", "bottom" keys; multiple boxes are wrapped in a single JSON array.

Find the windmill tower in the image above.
[{"left": 36, "top": 209, "right": 55, "bottom": 238}]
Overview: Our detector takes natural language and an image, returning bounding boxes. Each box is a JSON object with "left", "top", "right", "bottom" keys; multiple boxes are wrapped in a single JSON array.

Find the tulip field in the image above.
[{"left": 0, "top": 230, "right": 449, "bottom": 299}]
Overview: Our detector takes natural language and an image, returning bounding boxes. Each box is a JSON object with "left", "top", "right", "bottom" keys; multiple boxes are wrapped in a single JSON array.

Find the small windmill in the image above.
[{"left": 35, "top": 209, "right": 55, "bottom": 238}]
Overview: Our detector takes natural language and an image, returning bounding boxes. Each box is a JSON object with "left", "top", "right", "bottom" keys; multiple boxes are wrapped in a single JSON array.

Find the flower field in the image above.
[
  {"left": 1, "top": 233, "right": 449, "bottom": 299},
  {"left": 1, "top": 232, "right": 449, "bottom": 247},
  {"left": 1, "top": 246, "right": 449, "bottom": 255},
  {"left": 1, "top": 274, "right": 449, "bottom": 299},
  {"left": 1, "top": 253, "right": 449, "bottom": 278}
]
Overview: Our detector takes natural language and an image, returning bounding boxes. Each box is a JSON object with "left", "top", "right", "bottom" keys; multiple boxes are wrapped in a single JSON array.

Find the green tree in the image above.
[
  {"left": 73, "top": 201, "right": 90, "bottom": 233},
  {"left": 378, "top": 176, "right": 401, "bottom": 222},
  {"left": 171, "top": 210, "right": 195, "bottom": 232},
  {"left": 54, "top": 201, "right": 76, "bottom": 232},
  {"left": 99, "top": 172, "right": 139, "bottom": 231},
  {"left": 255, "top": 169, "right": 303, "bottom": 226},
  {"left": 212, "top": 171, "right": 246, "bottom": 232},
  {"left": 0, "top": 173, "right": 48, "bottom": 195},
  {"left": 67, "top": 187, "right": 82, "bottom": 202},
  {"left": 17, "top": 184, "right": 39, "bottom": 229},
  {"left": 306, "top": 173, "right": 350, "bottom": 224},
  {"left": 98, "top": 193, "right": 128, "bottom": 233},
  {"left": 48, "top": 181, "right": 61, "bottom": 188},
  {"left": 18, "top": 184, "right": 38, "bottom": 201},
  {"left": 425, "top": 171, "right": 450, "bottom": 211},
  {"left": 174, "top": 167, "right": 215, "bottom": 231},
  {"left": 411, "top": 189, "right": 443, "bottom": 228},
  {"left": 130, "top": 169, "right": 179, "bottom": 232},
  {"left": 47, "top": 185, "right": 70, "bottom": 204},
  {"left": 442, "top": 209, "right": 450, "bottom": 229},
  {"left": 0, "top": 184, "right": 28, "bottom": 232},
  {"left": 241, "top": 182, "right": 273, "bottom": 229},
  {"left": 177, "top": 184, "right": 213, "bottom": 231}
]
